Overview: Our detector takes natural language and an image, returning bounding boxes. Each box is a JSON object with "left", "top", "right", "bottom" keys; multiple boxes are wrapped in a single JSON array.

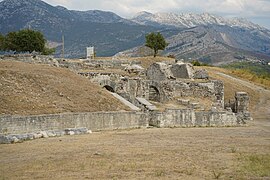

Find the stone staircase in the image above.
[
  {"left": 110, "top": 92, "right": 141, "bottom": 111},
  {"left": 136, "top": 97, "right": 157, "bottom": 111}
]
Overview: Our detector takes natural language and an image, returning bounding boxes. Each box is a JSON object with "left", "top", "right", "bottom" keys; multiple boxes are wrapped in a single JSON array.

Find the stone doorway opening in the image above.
[
  {"left": 103, "top": 85, "right": 115, "bottom": 93},
  {"left": 149, "top": 86, "right": 160, "bottom": 102}
]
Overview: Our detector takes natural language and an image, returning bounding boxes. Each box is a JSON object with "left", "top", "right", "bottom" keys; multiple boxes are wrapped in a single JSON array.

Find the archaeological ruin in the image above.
[{"left": 0, "top": 55, "right": 252, "bottom": 143}]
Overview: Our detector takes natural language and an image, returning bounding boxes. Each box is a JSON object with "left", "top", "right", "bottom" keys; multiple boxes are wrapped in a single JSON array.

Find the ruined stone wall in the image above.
[
  {"left": 0, "top": 109, "right": 241, "bottom": 136},
  {"left": 0, "top": 54, "right": 55, "bottom": 64},
  {"left": 0, "top": 112, "right": 148, "bottom": 134},
  {"left": 83, "top": 72, "right": 223, "bottom": 104},
  {"left": 149, "top": 109, "right": 239, "bottom": 128},
  {"left": 85, "top": 59, "right": 141, "bottom": 70}
]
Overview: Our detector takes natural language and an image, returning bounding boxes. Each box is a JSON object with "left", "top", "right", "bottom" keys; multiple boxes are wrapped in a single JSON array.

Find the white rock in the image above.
[
  {"left": 40, "top": 131, "right": 49, "bottom": 138},
  {"left": 12, "top": 137, "right": 20, "bottom": 143},
  {"left": 67, "top": 131, "right": 75, "bottom": 135}
]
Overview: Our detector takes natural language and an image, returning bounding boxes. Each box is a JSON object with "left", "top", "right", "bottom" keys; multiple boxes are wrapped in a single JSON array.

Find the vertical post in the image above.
[
  {"left": 235, "top": 92, "right": 249, "bottom": 113},
  {"left": 62, "top": 34, "right": 65, "bottom": 59}
]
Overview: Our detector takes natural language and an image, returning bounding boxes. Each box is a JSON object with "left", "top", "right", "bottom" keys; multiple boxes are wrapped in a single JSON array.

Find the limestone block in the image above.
[
  {"left": 146, "top": 62, "right": 175, "bottom": 81},
  {"left": 125, "top": 64, "right": 144, "bottom": 74},
  {"left": 177, "top": 99, "right": 190, "bottom": 106},
  {"left": 47, "top": 131, "right": 56, "bottom": 137},
  {"left": 40, "top": 131, "right": 49, "bottom": 138},
  {"left": 65, "top": 128, "right": 89, "bottom": 135},
  {"left": 170, "top": 62, "right": 194, "bottom": 79},
  {"left": 12, "top": 136, "right": 20, "bottom": 143},
  {"left": 33, "top": 133, "right": 42, "bottom": 139},
  {"left": 0, "top": 135, "right": 12, "bottom": 144},
  {"left": 194, "top": 69, "right": 209, "bottom": 79},
  {"left": 235, "top": 92, "right": 249, "bottom": 113},
  {"left": 54, "top": 130, "right": 65, "bottom": 137}
]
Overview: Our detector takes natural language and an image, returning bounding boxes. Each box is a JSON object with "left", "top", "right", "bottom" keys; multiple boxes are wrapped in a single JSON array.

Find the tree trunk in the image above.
[{"left": 154, "top": 49, "right": 158, "bottom": 57}]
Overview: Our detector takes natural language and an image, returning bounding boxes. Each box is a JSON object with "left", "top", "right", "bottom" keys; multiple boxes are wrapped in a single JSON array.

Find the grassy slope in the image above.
[
  {"left": 0, "top": 61, "right": 129, "bottom": 115},
  {"left": 222, "top": 61, "right": 270, "bottom": 88}
]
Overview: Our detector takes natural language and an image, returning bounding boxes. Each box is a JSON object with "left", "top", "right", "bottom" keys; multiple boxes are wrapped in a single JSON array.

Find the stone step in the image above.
[
  {"left": 110, "top": 92, "right": 141, "bottom": 111},
  {"left": 136, "top": 97, "right": 157, "bottom": 111}
]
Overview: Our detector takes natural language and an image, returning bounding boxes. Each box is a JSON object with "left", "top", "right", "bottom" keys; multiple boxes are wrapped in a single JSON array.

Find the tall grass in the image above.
[{"left": 222, "top": 62, "right": 270, "bottom": 89}]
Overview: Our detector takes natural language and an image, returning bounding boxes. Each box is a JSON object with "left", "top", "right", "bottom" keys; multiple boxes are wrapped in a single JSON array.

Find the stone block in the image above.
[
  {"left": 40, "top": 131, "right": 49, "bottom": 138},
  {"left": 194, "top": 69, "right": 209, "bottom": 79},
  {"left": 146, "top": 62, "right": 175, "bottom": 81},
  {"left": 235, "top": 92, "right": 249, "bottom": 113},
  {"left": 170, "top": 62, "right": 194, "bottom": 79}
]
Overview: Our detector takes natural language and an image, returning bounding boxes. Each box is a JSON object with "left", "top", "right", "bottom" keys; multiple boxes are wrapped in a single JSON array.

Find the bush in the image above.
[{"left": 191, "top": 60, "right": 210, "bottom": 66}]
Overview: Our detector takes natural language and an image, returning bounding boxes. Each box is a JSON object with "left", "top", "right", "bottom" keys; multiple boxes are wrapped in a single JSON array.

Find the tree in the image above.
[
  {"left": 2, "top": 29, "right": 54, "bottom": 55},
  {"left": 0, "top": 33, "right": 4, "bottom": 50},
  {"left": 145, "top": 32, "right": 168, "bottom": 57}
]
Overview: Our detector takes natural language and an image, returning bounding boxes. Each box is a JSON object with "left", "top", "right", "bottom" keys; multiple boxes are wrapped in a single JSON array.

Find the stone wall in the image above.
[
  {"left": 0, "top": 54, "right": 55, "bottom": 64},
  {"left": 0, "top": 108, "right": 242, "bottom": 136},
  {"left": 149, "top": 109, "right": 239, "bottom": 128},
  {"left": 0, "top": 111, "right": 148, "bottom": 134},
  {"left": 84, "top": 72, "right": 222, "bottom": 104},
  {"left": 0, "top": 55, "right": 141, "bottom": 71},
  {"left": 84, "top": 59, "right": 141, "bottom": 70}
]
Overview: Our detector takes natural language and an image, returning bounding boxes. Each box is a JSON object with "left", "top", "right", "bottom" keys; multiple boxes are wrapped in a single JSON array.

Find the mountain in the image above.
[
  {"left": 164, "top": 25, "right": 270, "bottom": 65},
  {"left": 131, "top": 11, "right": 265, "bottom": 30},
  {"left": 123, "top": 12, "right": 270, "bottom": 64},
  {"left": 0, "top": 0, "right": 270, "bottom": 64},
  {"left": 0, "top": 0, "right": 163, "bottom": 57}
]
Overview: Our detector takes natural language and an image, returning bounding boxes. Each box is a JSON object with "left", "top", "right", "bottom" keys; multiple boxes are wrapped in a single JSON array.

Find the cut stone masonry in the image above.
[{"left": 0, "top": 55, "right": 252, "bottom": 143}]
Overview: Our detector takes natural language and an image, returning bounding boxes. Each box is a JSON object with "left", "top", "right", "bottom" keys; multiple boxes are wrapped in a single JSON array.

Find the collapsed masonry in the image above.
[
  {"left": 0, "top": 55, "right": 252, "bottom": 133},
  {"left": 79, "top": 60, "right": 252, "bottom": 127}
]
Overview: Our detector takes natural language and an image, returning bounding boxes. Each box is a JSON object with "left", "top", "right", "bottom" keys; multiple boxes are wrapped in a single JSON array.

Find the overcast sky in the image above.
[{"left": 28, "top": 0, "right": 270, "bottom": 29}]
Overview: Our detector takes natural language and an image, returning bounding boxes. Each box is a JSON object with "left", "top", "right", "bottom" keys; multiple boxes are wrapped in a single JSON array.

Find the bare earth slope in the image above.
[{"left": 0, "top": 61, "right": 129, "bottom": 115}]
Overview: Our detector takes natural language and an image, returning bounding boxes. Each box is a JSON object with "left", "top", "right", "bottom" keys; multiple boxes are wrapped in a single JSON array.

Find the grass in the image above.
[
  {"left": 229, "top": 69, "right": 270, "bottom": 89},
  {"left": 154, "top": 169, "right": 166, "bottom": 177},
  {"left": 222, "top": 61, "right": 270, "bottom": 89},
  {"left": 230, "top": 147, "right": 237, "bottom": 153},
  {"left": 1, "top": 127, "right": 269, "bottom": 179},
  {"left": 212, "top": 170, "right": 222, "bottom": 179},
  {"left": 239, "top": 154, "right": 270, "bottom": 177},
  {"left": 0, "top": 61, "right": 129, "bottom": 115}
]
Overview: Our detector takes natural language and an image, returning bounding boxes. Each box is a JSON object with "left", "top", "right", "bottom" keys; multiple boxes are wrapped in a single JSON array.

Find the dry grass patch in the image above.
[
  {"left": 0, "top": 61, "right": 129, "bottom": 115},
  {"left": 0, "top": 126, "right": 269, "bottom": 179},
  {"left": 203, "top": 66, "right": 261, "bottom": 109}
]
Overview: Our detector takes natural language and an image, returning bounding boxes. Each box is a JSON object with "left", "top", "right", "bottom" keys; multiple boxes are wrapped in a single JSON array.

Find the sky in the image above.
[{"left": 25, "top": 0, "right": 270, "bottom": 29}]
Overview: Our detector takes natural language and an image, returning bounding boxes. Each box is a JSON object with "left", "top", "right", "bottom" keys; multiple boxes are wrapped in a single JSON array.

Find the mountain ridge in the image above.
[
  {"left": 131, "top": 11, "right": 266, "bottom": 31},
  {"left": 0, "top": 0, "right": 269, "bottom": 64}
]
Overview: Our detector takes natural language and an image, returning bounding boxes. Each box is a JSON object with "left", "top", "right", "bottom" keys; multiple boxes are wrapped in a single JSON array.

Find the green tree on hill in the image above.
[
  {"left": 1, "top": 29, "right": 55, "bottom": 55},
  {"left": 0, "top": 33, "right": 4, "bottom": 50},
  {"left": 145, "top": 32, "right": 168, "bottom": 57}
]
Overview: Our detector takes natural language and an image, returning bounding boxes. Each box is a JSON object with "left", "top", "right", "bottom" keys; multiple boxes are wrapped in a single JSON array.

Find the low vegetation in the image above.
[
  {"left": 222, "top": 61, "right": 270, "bottom": 89},
  {"left": 191, "top": 60, "right": 211, "bottom": 66},
  {"left": 238, "top": 153, "right": 270, "bottom": 177}
]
